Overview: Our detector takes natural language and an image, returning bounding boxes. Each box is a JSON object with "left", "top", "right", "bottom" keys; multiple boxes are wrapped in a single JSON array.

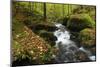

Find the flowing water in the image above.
[{"left": 53, "top": 23, "right": 96, "bottom": 63}]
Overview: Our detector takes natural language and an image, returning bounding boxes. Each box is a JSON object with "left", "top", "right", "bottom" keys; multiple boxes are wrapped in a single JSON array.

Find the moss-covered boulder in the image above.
[
  {"left": 38, "top": 30, "right": 57, "bottom": 46},
  {"left": 78, "top": 28, "right": 96, "bottom": 48},
  {"left": 67, "top": 14, "right": 95, "bottom": 32}
]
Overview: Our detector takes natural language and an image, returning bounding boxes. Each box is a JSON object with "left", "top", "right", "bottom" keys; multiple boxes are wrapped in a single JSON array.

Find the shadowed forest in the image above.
[{"left": 12, "top": 1, "right": 96, "bottom": 66}]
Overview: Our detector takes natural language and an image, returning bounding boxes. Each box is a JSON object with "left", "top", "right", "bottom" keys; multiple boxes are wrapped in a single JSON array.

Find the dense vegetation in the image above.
[{"left": 12, "top": 1, "right": 96, "bottom": 66}]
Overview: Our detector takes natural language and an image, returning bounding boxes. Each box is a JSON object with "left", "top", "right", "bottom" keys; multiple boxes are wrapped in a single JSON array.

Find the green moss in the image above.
[
  {"left": 78, "top": 28, "right": 96, "bottom": 47},
  {"left": 67, "top": 14, "right": 95, "bottom": 32},
  {"left": 12, "top": 18, "right": 25, "bottom": 35}
]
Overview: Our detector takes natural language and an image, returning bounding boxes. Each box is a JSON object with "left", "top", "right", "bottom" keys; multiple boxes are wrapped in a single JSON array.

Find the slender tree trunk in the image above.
[
  {"left": 41, "top": 3, "right": 43, "bottom": 17},
  {"left": 68, "top": 4, "right": 70, "bottom": 18},
  {"left": 62, "top": 4, "right": 64, "bottom": 18},
  {"left": 53, "top": 4, "right": 56, "bottom": 20},
  {"left": 70, "top": 5, "right": 72, "bottom": 15},
  {"left": 31, "top": 2, "right": 34, "bottom": 11},
  {"left": 34, "top": 2, "right": 37, "bottom": 11},
  {"left": 43, "top": 3, "right": 46, "bottom": 21},
  {"left": 28, "top": 2, "right": 32, "bottom": 22}
]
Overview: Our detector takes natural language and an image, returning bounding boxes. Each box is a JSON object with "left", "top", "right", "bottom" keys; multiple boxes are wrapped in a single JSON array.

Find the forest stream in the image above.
[
  {"left": 53, "top": 23, "right": 95, "bottom": 63},
  {"left": 12, "top": 1, "right": 96, "bottom": 66}
]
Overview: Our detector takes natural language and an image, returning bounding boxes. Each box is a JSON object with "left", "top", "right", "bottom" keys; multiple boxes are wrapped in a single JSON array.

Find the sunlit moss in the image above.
[
  {"left": 67, "top": 14, "right": 95, "bottom": 32},
  {"left": 78, "top": 28, "right": 96, "bottom": 47}
]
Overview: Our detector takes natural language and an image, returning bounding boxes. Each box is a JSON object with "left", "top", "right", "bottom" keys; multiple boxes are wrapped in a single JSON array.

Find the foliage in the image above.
[{"left": 12, "top": 18, "right": 57, "bottom": 65}]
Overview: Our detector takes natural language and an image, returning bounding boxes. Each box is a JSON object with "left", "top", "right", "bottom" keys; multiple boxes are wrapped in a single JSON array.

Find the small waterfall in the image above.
[{"left": 53, "top": 23, "right": 95, "bottom": 63}]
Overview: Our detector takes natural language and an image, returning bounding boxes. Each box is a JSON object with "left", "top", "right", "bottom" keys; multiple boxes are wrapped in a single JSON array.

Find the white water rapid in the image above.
[{"left": 53, "top": 23, "right": 96, "bottom": 63}]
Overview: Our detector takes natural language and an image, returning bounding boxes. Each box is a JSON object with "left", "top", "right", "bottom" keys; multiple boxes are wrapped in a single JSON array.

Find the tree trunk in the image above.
[
  {"left": 62, "top": 4, "right": 64, "bottom": 18},
  {"left": 43, "top": 3, "right": 47, "bottom": 21},
  {"left": 68, "top": 4, "right": 70, "bottom": 18}
]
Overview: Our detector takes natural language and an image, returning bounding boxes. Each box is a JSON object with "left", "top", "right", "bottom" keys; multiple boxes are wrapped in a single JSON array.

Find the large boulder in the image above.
[
  {"left": 38, "top": 30, "right": 57, "bottom": 46},
  {"left": 57, "top": 17, "right": 69, "bottom": 26},
  {"left": 67, "top": 14, "right": 95, "bottom": 32},
  {"left": 78, "top": 28, "right": 96, "bottom": 48},
  {"left": 24, "top": 22, "right": 57, "bottom": 32}
]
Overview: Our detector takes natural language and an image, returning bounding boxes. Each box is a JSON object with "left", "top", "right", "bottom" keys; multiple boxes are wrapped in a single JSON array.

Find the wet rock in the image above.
[
  {"left": 26, "top": 23, "right": 57, "bottom": 32},
  {"left": 70, "top": 32, "right": 80, "bottom": 47},
  {"left": 39, "top": 30, "right": 57, "bottom": 46},
  {"left": 89, "top": 47, "right": 96, "bottom": 55},
  {"left": 24, "top": 22, "right": 58, "bottom": 46},
  {"left": 67, "top": 14, "right": 95, "bottom": 32},
  {"left": 75, "top": 50, "right": 90, "bottom": 62}
]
